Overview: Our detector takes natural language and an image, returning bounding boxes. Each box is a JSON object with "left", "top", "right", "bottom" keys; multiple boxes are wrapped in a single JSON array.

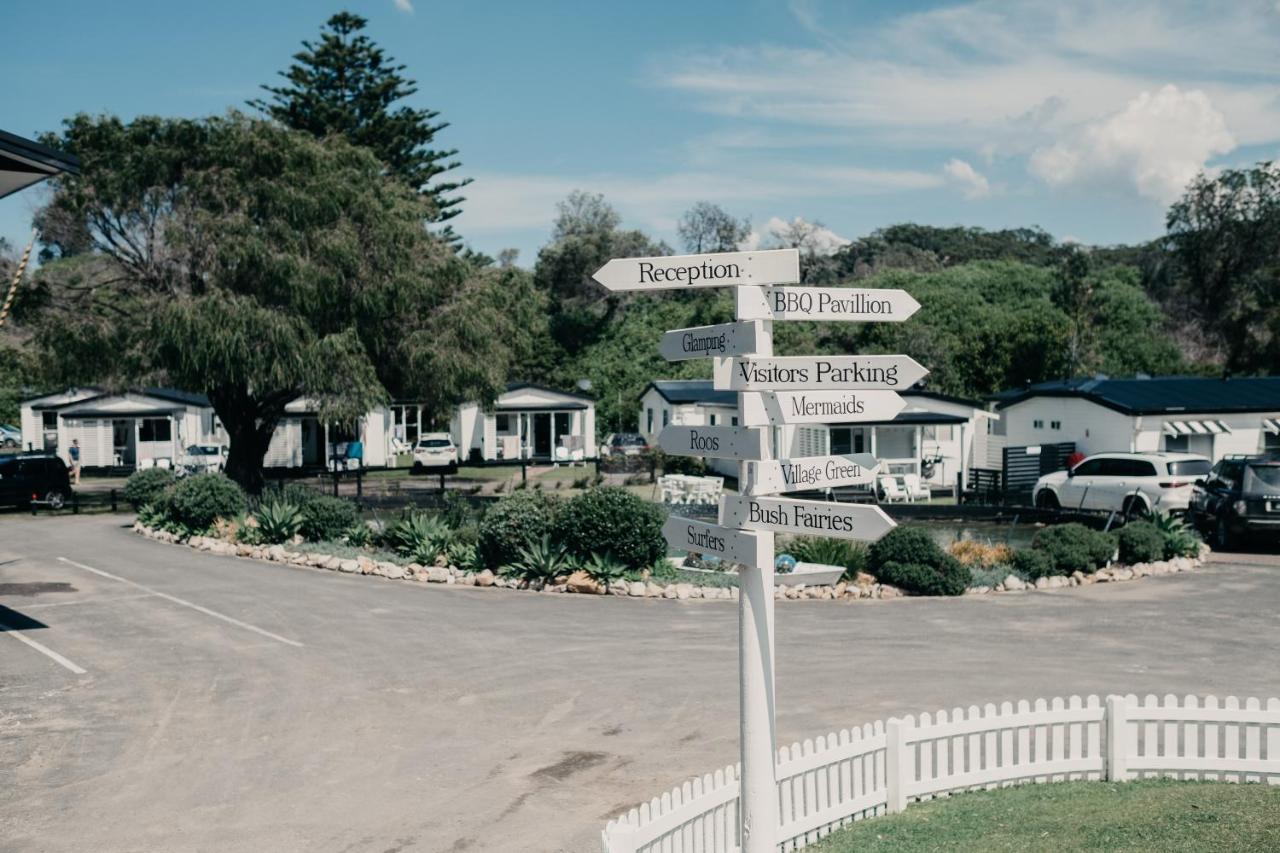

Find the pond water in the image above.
[{"left": 917, "top": 519, "right": 1039, "bottom": 550}]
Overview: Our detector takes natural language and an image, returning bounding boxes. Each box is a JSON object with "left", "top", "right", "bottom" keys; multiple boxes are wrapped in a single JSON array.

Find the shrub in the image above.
[
  {"left": 948, "top": 540, "right": 1014, "bottom": 568},
  {"left": 385, "top": 513, "right": 453, "bottom": 563},
  {"left": 1117, "top": 521, "right": 1166, "bottom": 564},
  {"left": 1010, "top": 549, "right": 1055, "bottom": 580},
  {"left": 477, "top": 490, "right": 560, "bottom": 569},
  {"left": 552, "top": 487, "right": 666, "bottom": 570},
  {"left": 967, "top": 565, "right": 1009, "bottom": 589},
  {"left": 1152, "top": 512, "right": 1200, "bottom": 559},
  {"left": 299, "top": 495, "right": 358, "bottom": 542},
  {"left": 343, "top": 523, "right": 374, "bottom": 548},
  {"left": 446, "top": 541, "right": 479, "bottom": 572},
  {"left": 256, "top": 501, "right": 303, "bottom": 544},
  {"left": 1031, "top": 523, "right": 1115, "bottom": 575},
  {"left": 658, "top": 451, "right": 706, "bottom": 477},
  {"left": 877, "top": 556, "right": 969, "bottom": 596},
  {"left": 166, "top": 473, "right": 247, "bottom": 530},
  {"left": 869, "top": 526, "right": 944, "bottom": 571},
  {"left": 500, "top": 533, "right": 574, "bottom": 581},
  {"left": 260, "top": 482, "right": 322, "bottom": 511},
  {"left": 789, "top": 536, "right": 869, "bottom": 579},
  {"left": 123, "top": 467, "right": 176, "bottom": 510}
]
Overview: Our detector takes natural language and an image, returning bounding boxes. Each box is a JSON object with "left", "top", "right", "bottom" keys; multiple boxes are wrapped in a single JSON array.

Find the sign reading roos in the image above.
[
  {"left": 661, "top": 516, "right": 773, "bottom": 568},
  {"left": 716, "top": 355, "right": 928, "bottom": 392},
  {"left": 659, "top": 320, "right": 765, "bottom": 362},
  {"left": 658, "top": 425, "right": 765, "bottom": 460},
  {"left": 749, "top": 453, "right": 879, "bottom": 496},
  {"left": 720, "top": 494, "right": 895, "bottom": 542},
  {"left": 740, "top": 389, "right": 906, "bottom": 426},
  {"left": 592, "top": 248, "right": 799, "bottom": 292},
  {"left": 737, "top": 285, "right": 921, "bottom": 322}
]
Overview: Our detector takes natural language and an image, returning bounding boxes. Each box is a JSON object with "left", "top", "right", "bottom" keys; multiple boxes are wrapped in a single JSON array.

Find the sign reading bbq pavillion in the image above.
[{"left": 592, "top": 247, "right": 924, "bottom": 853}]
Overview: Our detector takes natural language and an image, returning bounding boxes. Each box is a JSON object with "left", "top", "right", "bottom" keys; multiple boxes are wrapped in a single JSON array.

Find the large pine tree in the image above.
[{"left": 252, "top": 11, "right": 469, "bottom": 225}]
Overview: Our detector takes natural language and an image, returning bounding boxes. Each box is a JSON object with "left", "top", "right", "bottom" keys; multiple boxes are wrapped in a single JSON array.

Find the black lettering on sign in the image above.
[{"left": 688, "top": 430, "right": 720, "bottom": 452}]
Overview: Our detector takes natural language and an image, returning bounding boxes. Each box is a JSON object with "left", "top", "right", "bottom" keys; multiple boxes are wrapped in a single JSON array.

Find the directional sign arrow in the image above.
[
  {"left": 740, "top": 389, "right": 906, "bottom": 426},
  {"left": 592, "top": 249, "right": 799, "bottom": 292},
  {"left": 662, "top": 516, "right": 773, "bottom": 568},
  {"left": 715, "top": 355, "right": 928, "bottom": 392},
  {"left": 658, "top": 425, "right": 766, "bottom": 461},
  {"left": 659, "top": 320, "right": 767, "bottom": 362},
  {"left": 720, "top": 494, "right": 896, "bottom": 542},
  {"left": 748, "top": 453, "right": 880, "bottom": 496},
  {"left": 737, "top": 285, "right": 921, "bottom": 322}
]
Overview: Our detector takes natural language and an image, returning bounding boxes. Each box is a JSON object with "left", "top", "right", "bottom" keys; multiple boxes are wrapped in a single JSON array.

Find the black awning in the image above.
[{"left": 0, "top": 129, "right": 79, "bottom": 200}]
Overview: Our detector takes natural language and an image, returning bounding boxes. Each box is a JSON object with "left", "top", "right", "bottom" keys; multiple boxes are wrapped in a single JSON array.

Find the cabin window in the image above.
[
  {"left": 139, "top": 418, "right": 171, "bottom": 442},
  {"left": 1050, "top": 420, "right": 1061, "bottom": 430},
  {"left": 1033, "top": 419, "right": 1044, "bottom": 429},
  {"left": 496, "top": 414, "right": 510, "bottom": 432},
  {"left": 42, "top": 412, "right": 57, "bottom": 430},
  {"left": 731, "top": 417, "right": 738, "bottom": 427},
  {"left": 662, "top": 409, "right": 669, "bottom": 427},
  {"left": 709, "top": 413, "right": 718, "bottom": 426}
]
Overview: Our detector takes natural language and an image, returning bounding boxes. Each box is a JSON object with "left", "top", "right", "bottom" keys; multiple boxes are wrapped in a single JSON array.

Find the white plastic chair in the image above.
[
  {"left": 879, "top": 475, "right": 908, "bottom": 503},
  {"left": 659, "top": 476, "right": 684, "bottom": 504},
  {"left": 903, "top": 473, "right": 931, "bottom": 502}
]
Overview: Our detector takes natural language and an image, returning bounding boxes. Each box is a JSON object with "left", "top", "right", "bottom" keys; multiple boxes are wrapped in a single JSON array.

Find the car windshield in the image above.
[
  {"left": 420, "top": 439, "right": 451, "bottom": 448},
  {"left": 1168, "top": 460, "right": 1211, "bottom": 477},
  {"left": 614, "top": 435, "right": 644, "bottom": 445},
  {"left": 1243, "top": 463, "right": 1280, "bottom": 491},
  {"left": 187, "top": 445, "right": 220, "bottom": 455}
]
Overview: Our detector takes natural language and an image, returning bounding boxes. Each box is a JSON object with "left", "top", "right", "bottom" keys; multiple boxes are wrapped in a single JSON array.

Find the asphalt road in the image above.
[{"left": 1, "top": 515, "right": 1277, "bottom": 853}]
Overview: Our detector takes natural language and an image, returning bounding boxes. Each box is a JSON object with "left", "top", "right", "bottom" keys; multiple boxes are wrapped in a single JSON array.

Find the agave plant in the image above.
[
  {"left": 386, "top": 513, "right": 453, "bottom": 562},
  {"left": 501, "top": 534, "right": 573, "bottom": 582},
  {"left": 1152, "top": 511, "right": 1200, "bottom": 558},
  {"left": 255, "top": 500, "right": 304, "bottom": 545},
  {"left": 580, "top": 551, "right": 628, "bottom": 585},
  {"left": 445, "top": 541, "right": 479, "bottom": 572},
  {"left": 343, "top": 522, "right": 375, "bottom": 548}
]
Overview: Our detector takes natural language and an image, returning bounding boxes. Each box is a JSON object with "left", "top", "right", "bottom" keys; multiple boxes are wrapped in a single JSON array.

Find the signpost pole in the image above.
[{"left": 735, "top": 289, "right": 777, "bottom": 852}]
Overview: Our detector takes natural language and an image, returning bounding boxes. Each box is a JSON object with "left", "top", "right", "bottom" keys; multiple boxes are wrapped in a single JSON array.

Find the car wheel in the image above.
[
  {"left": 45, "top": 490, "right": 66, "bottom": 511},
  {"left": 1122, "top": 496, "right": 1150, "bottom": 519},
  {"left": 1213, "top": 517, "right": 1235, "bottom": 551},
  {"left": 2, "top": 438, "right": 15, "bottom": 448},
  {"left": 411, "top": 461, "right": 423, "bottom": 474},
  {"left": 1035, "top": 490, "right": 1060, "bottom": 510}
]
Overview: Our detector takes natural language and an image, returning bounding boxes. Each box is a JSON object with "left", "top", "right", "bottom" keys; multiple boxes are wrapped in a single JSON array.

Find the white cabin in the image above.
[{"left": 452, "top": 383, "right": 596, "bottom": 464}]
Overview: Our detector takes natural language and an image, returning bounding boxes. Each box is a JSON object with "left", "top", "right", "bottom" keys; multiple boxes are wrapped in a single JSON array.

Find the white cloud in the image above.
[
  {"left": 764, "top": 216, "right": 850, "bottom": 256},
  {"left": 393, "top": 0, "right": 414, "bottom": 13},
  {"left": 1029, "top": 85, "right": 1235, "bottom": 203},
  {"left": 943, "top": 159, "right": 991, "bottom": 199}
]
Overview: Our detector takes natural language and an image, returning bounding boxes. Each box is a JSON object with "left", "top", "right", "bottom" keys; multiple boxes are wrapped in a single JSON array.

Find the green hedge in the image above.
[
  {"left": 1011, "top": 549, "right": 1055, "bottom": 580},
  {"left": 868, "top": 527, "right": 968, "bottom": 596},
  {"left": 123, "top": 467, "right": 176, "bottom": 510},
  {"left": 552, "top": 486, "right": 666, "bottom": 570},
  {"left": 1031, "top": 523, "right": 1115, "bottom": 575},
  {"left": 477, "top": 490, "right": 560, "bottom": 570},
  {"left": 1117, "top": 521, "right": 1166, "bottom": 564},
  {"left": 299, "top": 495, "right": 358, "bottom": 542},
  {"left": 166, "top": 473, "right": 247, "bottom": 530}
]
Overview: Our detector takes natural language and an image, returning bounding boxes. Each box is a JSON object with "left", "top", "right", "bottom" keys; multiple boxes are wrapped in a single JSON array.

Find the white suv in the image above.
[
  {"left": 1033, "top": 452, "right": 1212, "bottom": 516},
  {"left": 411, "top": 433, "right": 458, "bottom": 473}
]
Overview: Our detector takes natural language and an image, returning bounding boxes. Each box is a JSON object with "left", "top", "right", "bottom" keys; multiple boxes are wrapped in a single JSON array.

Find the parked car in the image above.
[
  {"left": 607, "top": 432, "right": 649, "bottom": 457},
  {"left": 1033, "top": 451, "right": 1211, "bottom": 516},
  {"left": 1188, "top": 455, "right": 1280, "bottom": 550},
  {"left": 0, "top": 453, "right": 72, "bottom": 510},
  {"left": 411, "top": 433, "right": 458, "bottom": 473},
  {"left": 0, "top": 423, "right": 20, "bottom": 448},
  {"left": 178, "top": 444, "right": 226, "bottom": 475}
]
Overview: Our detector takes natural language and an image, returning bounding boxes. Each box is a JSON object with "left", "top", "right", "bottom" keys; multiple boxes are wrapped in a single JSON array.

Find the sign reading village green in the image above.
[
  {"left": 658, "top": 424, "right": 765, "bottom": 461},
  {"left": 748, "top": 453, "right": 879, "bottom": 496},
  {"left": 659, "top": 320, "right": 766, "bottom": 362},
  {"left": 720, "top": 494, "right": 896, "bottom": 542},
  {"left": 661, "top": 516, "right": 773, "bottom": 568},
  {"left": 592, "top": 249, "right": 800, "bottom": 292},
  {"left": 740, "top": 389, "right": 906, "bottom": 426},
  {"left": 716, "top": 355, "right": 928, "bottom": 392},
  {"left": 737, "top": 285, "right": 921, "bottom": 322}
]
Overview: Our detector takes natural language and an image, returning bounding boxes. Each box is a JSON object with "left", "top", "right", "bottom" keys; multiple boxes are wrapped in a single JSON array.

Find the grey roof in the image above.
[
  {"left": 645, "top": 380, "right": 738, "bottom": 407},
  {"left": 0, "top": 128, "right": 79, "bottom": 200},
  {"left": 504, "top": 382, "right": 594, "bottom": 402},
  {"left": 992, "top": 375, "right": 1280, "bottom": 416}
]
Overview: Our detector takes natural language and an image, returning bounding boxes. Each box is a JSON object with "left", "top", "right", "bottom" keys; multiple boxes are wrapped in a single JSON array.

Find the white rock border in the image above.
[{"left": 132, "top": 522, "right": 1211, "bottom": 603}]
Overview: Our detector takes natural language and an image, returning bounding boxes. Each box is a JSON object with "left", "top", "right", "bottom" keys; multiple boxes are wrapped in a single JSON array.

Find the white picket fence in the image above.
[{"left": 601, "top": 693, "right": 1280, "bottom": 853}]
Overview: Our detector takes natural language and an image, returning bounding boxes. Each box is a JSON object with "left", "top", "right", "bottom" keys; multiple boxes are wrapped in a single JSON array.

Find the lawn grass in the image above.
[{"left": 807, "top": 779, "right": 1280, "bottom": 853}]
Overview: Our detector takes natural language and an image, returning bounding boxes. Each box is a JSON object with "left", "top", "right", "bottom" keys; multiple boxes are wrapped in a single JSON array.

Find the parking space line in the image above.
[
  {"left": 57, "top": 557, "right": 304, "bottom": 648},
  {"left": 23, "top": 593, "right": 158, "bottom": 610},
  {"left": 1, "top": 623, "right": 87, "bottom": 674}
]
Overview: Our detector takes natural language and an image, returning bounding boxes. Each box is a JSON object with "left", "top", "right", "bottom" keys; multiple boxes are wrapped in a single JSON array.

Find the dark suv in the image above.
[
  {"left": 1188, "top": 455, "right": 1280, "bottom": 550},
  {"left": 0, "top": 454, "right": 73, "bottom": 510}
]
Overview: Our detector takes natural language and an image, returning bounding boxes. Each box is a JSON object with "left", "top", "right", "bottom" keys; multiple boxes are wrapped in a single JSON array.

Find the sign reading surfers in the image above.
[
  {"left": 662, "top": 516, "right": 773, "bottom": 569},
  {"left": 716, "top": 355, "right": 928, "bottom": 392},
  {"left": 658, "top": 424, "right": 765, "bottom": 461},
  {"left": 720, "top": 495, "right": 895, "bottom": 542},
  {"left": 749, "top": 453, "right": 879, "bottom": 496},
  {"left": 737, "top": 285, "right": 921, "bottom": 323},
  {"left": 593, "top": 249, "right": 800, "bottom": 292}
]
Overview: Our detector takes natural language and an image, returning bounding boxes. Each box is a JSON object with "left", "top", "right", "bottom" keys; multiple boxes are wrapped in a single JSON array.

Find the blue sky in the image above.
[{"left": 4, "top": 0, "right": 1280, "bottom": 263}]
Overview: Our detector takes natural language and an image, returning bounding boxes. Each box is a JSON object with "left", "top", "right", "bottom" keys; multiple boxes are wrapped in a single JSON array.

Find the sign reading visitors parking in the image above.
[
  {"left": 748, "top": 453, "right": 879, "bottom": 496},
  {"left": 658, "top": 425, "right": 765, "bottom": 461},
  {"left": 720, "top": 495, "right": 896, "bottom": 542},
  {"left": 659, "top": 320, "right": 766, "bottom": 362},
  {"left": 737, "top": 285, "right": 921, "bottom": 322},
  {"left": 662, "top": 516, "right": 773, "bottom": 568},
  {"left": 740, "top": 389, "right": 906, "bottom": 426},
  {"left": 715, "top": 355, "right": 928, "bottom": 392},
  {"left": 592, "top": 249, "right": 799, "bottom": 292}
]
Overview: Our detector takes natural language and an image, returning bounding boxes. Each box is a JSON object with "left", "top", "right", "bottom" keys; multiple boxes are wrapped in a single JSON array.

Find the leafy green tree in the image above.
[
  {"left": 1051, "top": 244, "right": 1097, "bottom": 377},
  {"left": 677, "top": 202, "right": 750, "bottom": 253},
  {"left": 252, "top": 11, "right": 469, "bottom": 225},
  {"left": 30, "top": 113, "right": 512, "bottom": 492}
]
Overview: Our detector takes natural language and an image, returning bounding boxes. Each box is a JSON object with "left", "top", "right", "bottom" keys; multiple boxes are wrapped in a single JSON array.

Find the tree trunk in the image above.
[{"left": 211, "top": 387, "right": 290, "bottom": 495}]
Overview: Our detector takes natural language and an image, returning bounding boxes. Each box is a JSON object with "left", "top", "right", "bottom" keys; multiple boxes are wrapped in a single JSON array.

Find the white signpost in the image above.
[
  {"left": 592, "top": 248, "right": 800, "bottom": 292},
  {"left": 717, "top": 354, "right": 929, "bottom": 392},
  {"left": 739, "top": 389, "right": 906, "bottom": 426},
  {"left": 748, "top": 452, "right": 879, "bottom": 496},
  {"left": 595, "top": 244, "right": 921, "bottom": 853},
  {"left": 659, "top": 320, "right": 767, "bottom": 362},
  {"left": 657, "top": 425, "right": 766, "bottom": 461},
  {"left": 736, "top": 285, "right": 921, "bottom": 322},
  {"left": 661, "top": 516, "right": 773, "bottom": 568}
]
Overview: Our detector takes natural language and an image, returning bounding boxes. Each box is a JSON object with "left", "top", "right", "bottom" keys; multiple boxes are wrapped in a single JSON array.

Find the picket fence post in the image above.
[
  {"left": 1106, "top": 695, "right": 1130, "bottom": 782},
  {"left": 885, "top": 718, "right": 909, "bottom": 813}
]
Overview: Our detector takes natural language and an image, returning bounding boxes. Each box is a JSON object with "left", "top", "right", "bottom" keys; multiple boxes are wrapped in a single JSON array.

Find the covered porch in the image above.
[
  {"left": 489, "top": 407, "right": 589, "bottom": 464},
  {"left": 798, "top": 412, "right": 972, "bottom": 488}
]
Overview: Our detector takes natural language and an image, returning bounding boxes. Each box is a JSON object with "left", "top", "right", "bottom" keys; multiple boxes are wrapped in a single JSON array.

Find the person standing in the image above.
[{"left": 68, "top": 439, "right": 81, "bottom": 485}]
